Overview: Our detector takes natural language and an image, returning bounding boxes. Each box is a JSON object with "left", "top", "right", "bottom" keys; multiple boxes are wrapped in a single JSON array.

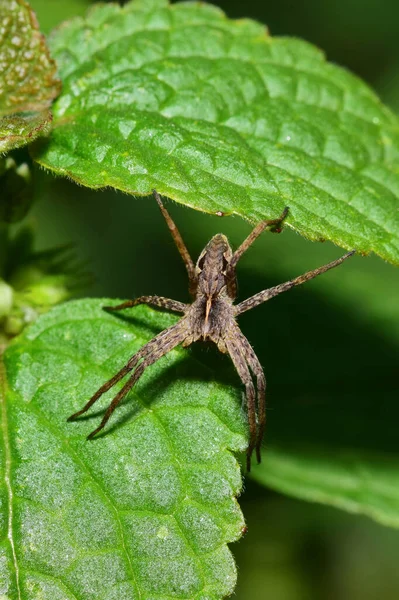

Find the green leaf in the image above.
[
  {"left": 32, "top": 0, "right": 399, "bottom": 263},
  {"left": 0, "top": 0, "right": 61, "bottom": 153},
  {"left": 1, "top": 298, "right": 247, "bottom": 599},
  {"left": 253, "top": 444, "right": 399, "bottom": 529}
]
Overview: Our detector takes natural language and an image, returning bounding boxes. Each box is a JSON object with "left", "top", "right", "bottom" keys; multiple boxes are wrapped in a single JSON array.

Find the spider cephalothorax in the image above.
[{"left": 68, "top": 191, "right": 354, "bottom": 471}]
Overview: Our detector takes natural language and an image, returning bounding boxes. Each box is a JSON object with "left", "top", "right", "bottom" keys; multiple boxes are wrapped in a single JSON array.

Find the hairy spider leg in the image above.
[
  {"left": 67, "top": 321, "right": 187, "bottom": 433},
  {"left": 235, "top": 250, "right": 355, "bottom": 315},
  {"left": 224, "top": 333, "right": 257, "bottom": 472},
  {"left": 233, "top": 325, "right": 267, "bottom": 464},
  {"left": 67, "top": 360, "right": 139, "bottom": 422},
  {"left": 153, "top": 190, "right": 197, "bottom": 294},
  {"left": 103, "top": 295, "right": 188, "bottom": 314},
  {"left": 229, "top": 207, "right": 289, "bottom": 271}
]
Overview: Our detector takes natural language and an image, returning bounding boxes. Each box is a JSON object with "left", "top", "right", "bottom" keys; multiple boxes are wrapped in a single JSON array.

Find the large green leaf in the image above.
[
  {"left": 0, "top": 0, "right": 60, "bottom": 153},
  {"left": 32, "top": 0, "right": 399, "bottom": 263},
  {"left": 1, "top": 299, "right": 247, "bottom": 599}
]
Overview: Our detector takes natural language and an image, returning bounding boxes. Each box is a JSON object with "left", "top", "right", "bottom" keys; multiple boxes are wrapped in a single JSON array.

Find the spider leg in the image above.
[
  {"left": 235, "top": 250, "right": 355, "bottom": 316},
  {"left": 67, "top": 320, "right": 187, "bottom": 424},
  {"left": 224, "top": 330, "right": 257, "bottom": 472},
  {"left": 233, "top": 326, "right": 266, "bottom": 464},
  {"left": 153, "top": 190, "right": 197, "bottom": 294},
  {"left": 67, "top": 360, "right": 137, "bottom": 422},
  {"left": 86, "top": 320, "right": 187, "bottom": 439},
  {"left": 229, "top": 207, "right": 289, "bottom": 270},
  {"left": 103, "top": 296, "right": 188, "bottom": 313}
]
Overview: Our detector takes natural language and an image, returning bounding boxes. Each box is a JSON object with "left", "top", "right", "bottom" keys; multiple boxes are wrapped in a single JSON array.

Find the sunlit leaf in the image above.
[
  {"left": 32, "top": 0, "right": 399, "bottom": 263},
  {"left": 1, "top": 299, "right": 247, "bottom": 599}
]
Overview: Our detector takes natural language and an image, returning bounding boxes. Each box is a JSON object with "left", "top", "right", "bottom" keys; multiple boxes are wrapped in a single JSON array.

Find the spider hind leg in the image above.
[
  {"left": 235, "top": 329, "right": 267, "bottom": 464},
  {"left": 224, "top": 333, "right": 257, "bottom": 472}
]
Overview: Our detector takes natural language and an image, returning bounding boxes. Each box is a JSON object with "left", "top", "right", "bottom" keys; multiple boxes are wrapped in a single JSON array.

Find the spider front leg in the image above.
[
  {"left": 153, "top": 190, "right": 198, "bottom": 296},
  {"left": 224, "top": 332, "right": 257, "bottom": 472},
  {"left": 103, "top": 295, "right": 188, "bottom": 313},
  {"left": 67, "top": 320, "right": 187, "bottom": 437},
  {"left": 229, "top": 207, "right": 289, "bottom": 271},
  {"left": 235, "top": 250, "right": 355, "bottom": 315}
]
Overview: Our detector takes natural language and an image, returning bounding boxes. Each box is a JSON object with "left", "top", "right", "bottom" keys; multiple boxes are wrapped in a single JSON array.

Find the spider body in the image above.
[
  {"left": 68, "top": 191, "right": 354, "bottom": 471},
  {"left": 185, "top": 233, "right": 235, "bottom": 347}
]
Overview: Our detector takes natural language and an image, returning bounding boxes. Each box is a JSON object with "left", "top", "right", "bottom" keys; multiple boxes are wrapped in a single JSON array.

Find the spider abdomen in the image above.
[{"left": 186, "top": 296, "right": 234, "bottom": 344}]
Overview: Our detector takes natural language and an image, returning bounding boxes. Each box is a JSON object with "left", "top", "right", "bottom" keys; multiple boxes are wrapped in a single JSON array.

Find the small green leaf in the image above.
[
  {"left": 32, "top": 0, "right": 399, "bottom": 263},
  {"left": 253, "top": 443, "right": 399, "bottom": 529},
  {"left": 0, "top": 0, "right": 61, "bottom": 153},
  {"left": 1, "top": 299, "right": 247, "bottom": 599}
]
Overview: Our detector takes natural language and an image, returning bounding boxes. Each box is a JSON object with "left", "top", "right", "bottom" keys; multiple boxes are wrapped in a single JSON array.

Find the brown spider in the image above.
[{"left": 68, "top": 190, "right": 354, "bottom": 471}]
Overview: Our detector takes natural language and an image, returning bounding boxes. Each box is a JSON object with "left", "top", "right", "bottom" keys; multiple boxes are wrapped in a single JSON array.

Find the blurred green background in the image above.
[{"left": 23, "top": 1, "right": 399, "bottom": 598}]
